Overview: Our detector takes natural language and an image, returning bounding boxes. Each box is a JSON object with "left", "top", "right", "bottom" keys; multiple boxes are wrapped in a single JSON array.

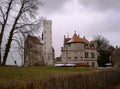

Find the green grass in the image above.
[{"left": 0, "top": 66, "right": 95, "bottom": 80}]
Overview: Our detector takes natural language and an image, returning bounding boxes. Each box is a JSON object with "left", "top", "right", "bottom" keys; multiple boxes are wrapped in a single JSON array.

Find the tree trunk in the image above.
[
  {"left": 0, "top": 46, "right": 1, "bottom": 65},
  {"left": 0, "top": 0, "right": 14, "bottom": 65},
  {"left": 2, "top": 2, "right": 24, "bottom": 65},
  {"left": 2, "top": 19, "right": 18, "bottom": 65}
]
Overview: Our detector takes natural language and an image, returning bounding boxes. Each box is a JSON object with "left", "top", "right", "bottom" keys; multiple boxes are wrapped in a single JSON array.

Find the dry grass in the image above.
[
  {"left": 0, "top": 66, "right": 94, "bottom": 80},
  {"left": 111, "top": 84, "right": 120, "bottom": 89},
  {"left": 0, "top": 66, "right": 120, "bottom": 89}
]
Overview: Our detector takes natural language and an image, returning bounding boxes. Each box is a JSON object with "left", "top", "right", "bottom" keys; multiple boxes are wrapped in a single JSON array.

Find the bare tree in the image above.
[
  {"left": 91, "top": 34, "right": 114, "bottom": 67},
  {"left": 0, "top": 0, "right": 14, "bottom": 64},
  {"left": 12, "top": 30, "right": 25, "bottom": 66},
  {"left": 92, "top": 34, "right": 109, "bottom": 51},
  {"left": 0, "top": 0, "right": 43, "bottom": 65},
  {"left": 13, "top": 19, "right": 43, "bottom": 66}
]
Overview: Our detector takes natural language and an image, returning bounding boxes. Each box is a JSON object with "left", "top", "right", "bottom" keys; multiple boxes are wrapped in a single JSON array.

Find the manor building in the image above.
[{"left": 61, "top": 32, "right": 98, "bottom": 67}]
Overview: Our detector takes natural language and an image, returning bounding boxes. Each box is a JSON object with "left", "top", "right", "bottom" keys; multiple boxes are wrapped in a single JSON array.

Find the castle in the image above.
[
  {"left": 24, "top": 20, "right": 54, "bottom": 66},
  {"left": 60, "top": 32, "right": 98, "bottom": 67},
  {"left": 24, "top": 20, "right": 98, "bottom": 67}
]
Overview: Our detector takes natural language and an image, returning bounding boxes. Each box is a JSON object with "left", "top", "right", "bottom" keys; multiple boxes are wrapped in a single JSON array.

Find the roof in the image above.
[
  {"left": 27, "top": 35, "right": 44, "bottom": 45},
  {"left": 67, "top": 33, "right": 83, "bottom": 43},
  {"left": 64, "top": 38, "right": 71, "bottom": 45},
  {"left": 65, "top": 33, "right": 89, "bottom": 45}
]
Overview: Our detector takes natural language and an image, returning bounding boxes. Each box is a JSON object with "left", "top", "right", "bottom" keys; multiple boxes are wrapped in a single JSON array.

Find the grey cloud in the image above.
[
  {"left": 91, "top": 16, "right": 120, "bottom": 33},
  {"left": 40, "top": 0, "right": 68, "bottom": 13},
  {"left": 101, "top": 12, "right": 120, "bottom": 32},
  {"left": 78, "top": 0, "right": 120, "bottom": 11}
]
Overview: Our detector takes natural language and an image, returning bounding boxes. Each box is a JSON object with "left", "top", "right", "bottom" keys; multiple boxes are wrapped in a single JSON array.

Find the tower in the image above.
[{"left": 43, "top": 20, "right": 54, "bottom": 65}]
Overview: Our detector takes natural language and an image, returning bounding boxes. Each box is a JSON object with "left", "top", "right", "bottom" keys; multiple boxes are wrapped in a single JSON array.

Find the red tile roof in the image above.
[{"left": 65, "top": 33, "right": 89, "bottom": 45}]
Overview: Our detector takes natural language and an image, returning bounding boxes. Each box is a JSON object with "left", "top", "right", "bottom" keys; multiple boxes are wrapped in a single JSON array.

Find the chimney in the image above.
[
  {"left": 67, "top": 32, "right": 69, "bottom": 38},
  {"left": 83, "top": 36, "right": 85, "bottom": 39}
]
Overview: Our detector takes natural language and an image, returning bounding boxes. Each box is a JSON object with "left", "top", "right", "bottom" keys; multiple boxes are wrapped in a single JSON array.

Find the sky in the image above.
[
  {"left": 3, "top": 0, "right": 120, "bottom": 65},
  {"left": 38, "top": 0, "right": 120, "bottom": 57}
]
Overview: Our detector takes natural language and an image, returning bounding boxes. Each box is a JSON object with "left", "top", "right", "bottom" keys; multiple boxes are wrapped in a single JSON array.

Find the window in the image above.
[
  {"left": 92, "top": 62, "right": 95, "bottom": 67},
  {"left": 84, "top": 43, "right": 87, "bottom": 48},
  {"left": 81, "top": 56, "right": 83, "bottom": 59},
  {"left": 91, "top": 53, "right": 95, "bottom": 58},
  {"left": 69, "top": 57, "right": 71, "bottom": 59},
  {"left": 74, "top": 56, "right": 77, "bottom": 59},
  {"left": 85, "top": 52, "right": 89, "bottom": 58}
]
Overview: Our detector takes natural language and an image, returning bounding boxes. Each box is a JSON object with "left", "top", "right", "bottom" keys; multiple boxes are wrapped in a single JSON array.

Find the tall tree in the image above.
[
  {"left": 93, "top": 34, "right": 109, "bottom": 51},
  {"left": 0, "top": 0, "right": 14, "bottom": 65},
  {"left": 92, "top": 34, "right": 114, "bottom": 67},
  {"left": 13, "top": 19, "right": 42, "bottom": 66},
  {"left": 0, "top": 0, "right": 42, "bottom": 65}
]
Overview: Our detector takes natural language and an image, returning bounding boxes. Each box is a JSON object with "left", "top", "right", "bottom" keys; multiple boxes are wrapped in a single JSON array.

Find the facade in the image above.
[
  {"left": 61, "top": 32, "right": 98, "bottom": 67},
  {"left": 112, "top": 48, "right": 120, "bottom": 67},
  {"left": 24, "top": 20, "right": 54, "bottom": 66},
  {"left": 24, "top": 35, "right": 44, "bottom": 66}
]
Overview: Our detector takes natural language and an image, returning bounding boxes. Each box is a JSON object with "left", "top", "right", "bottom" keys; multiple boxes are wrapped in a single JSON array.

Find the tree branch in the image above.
[
  {"left": 0, "top": 6, "right": 5, "bottom": 21},
  {"left": 0, "top": 21, "right": 3, "bottom": 25}
]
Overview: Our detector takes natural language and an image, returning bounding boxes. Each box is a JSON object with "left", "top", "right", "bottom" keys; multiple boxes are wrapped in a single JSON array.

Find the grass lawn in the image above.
[{"left": 0, "top": 66, "right": 95, "bottom": 80}]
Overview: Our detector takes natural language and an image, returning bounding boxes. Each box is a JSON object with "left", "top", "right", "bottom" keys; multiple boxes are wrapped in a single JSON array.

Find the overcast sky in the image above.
[{"left": 39, "top": 0, "right": 120, "bottom": 57}]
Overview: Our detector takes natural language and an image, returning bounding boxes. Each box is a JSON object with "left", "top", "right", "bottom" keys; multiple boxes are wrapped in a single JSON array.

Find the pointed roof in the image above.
[
  {"left": 67, "top": 33, "right": 82, "bottom": 43},
  {"left": 66, "top": 32, "right": 89, "bottom": 45}
]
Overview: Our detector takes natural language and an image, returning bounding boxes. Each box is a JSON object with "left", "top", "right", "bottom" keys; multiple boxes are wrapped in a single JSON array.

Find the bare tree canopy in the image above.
[
  {"left": 0, "top": 0, "right": 43, "bottom": 65},
  {"left": 91, "top": 34, "right": 115, "bottom": 67},
  {"left": 92, "top": 34, "right": 109, "bottom": 50}
]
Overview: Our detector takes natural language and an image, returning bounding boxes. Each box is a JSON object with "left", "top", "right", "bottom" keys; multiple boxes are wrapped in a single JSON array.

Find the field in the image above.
[
  {"left": 0, "top": 66, "right": 94, "bottom": 80},
  {"left": 0, "top": 66, "right": 120, "bottom": 89}
]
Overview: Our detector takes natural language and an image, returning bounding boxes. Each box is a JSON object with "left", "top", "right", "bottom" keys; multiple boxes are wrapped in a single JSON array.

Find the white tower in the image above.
[{"left": 43, "top": 20, "right": 54, "bottom": 65}]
